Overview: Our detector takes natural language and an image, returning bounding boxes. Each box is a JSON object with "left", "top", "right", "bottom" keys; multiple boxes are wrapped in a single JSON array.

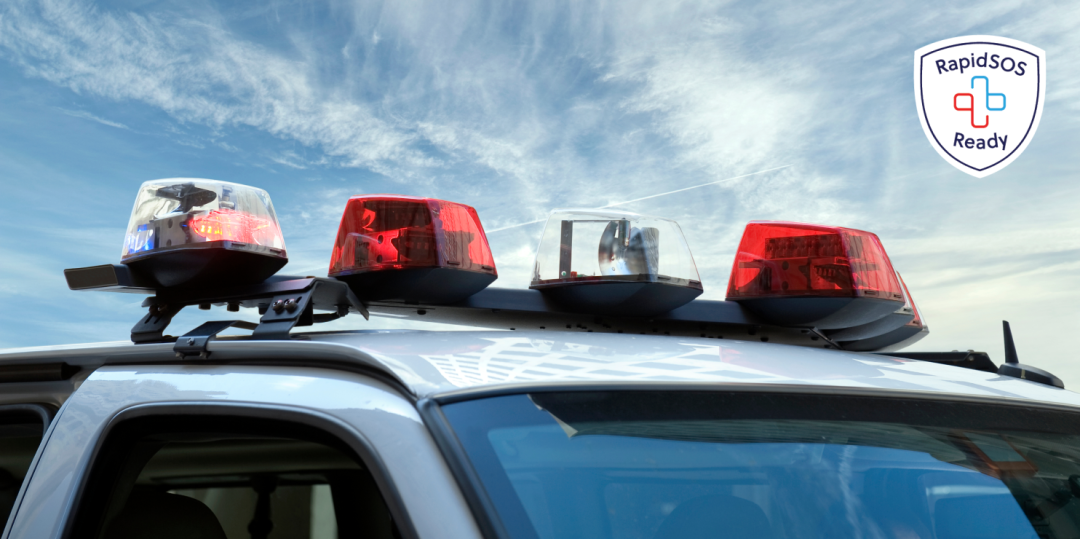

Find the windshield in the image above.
[{"left": 441, "top": 391, "right": 1080, "bottom": 539}]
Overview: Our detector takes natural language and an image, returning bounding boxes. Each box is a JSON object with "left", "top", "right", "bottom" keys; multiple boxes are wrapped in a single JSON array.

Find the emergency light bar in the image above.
[
  {"left": 62, "top": 181, "right": 940, "bottom": 355},
  {"left": 121, "top": 179, "right": 287, "bottom": 288},
  {"left": 530, "top": 209, "right": 703, "bottom": 316},
  {"left": 328, "top": 195, "right": 497, "bottom": 303},
  {"left": 726, "top": 221, "right": 905, "bottom": 329}
]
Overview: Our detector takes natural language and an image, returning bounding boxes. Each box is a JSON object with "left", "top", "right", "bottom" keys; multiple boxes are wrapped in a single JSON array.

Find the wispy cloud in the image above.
[
  {"left": 1, "top": 0, "right": 1079, "bottom": 378},
  {"left": 1, "top": 1, "right": 423, "bottom": 174},
  {"left": 53, "top": 107, "right": 128, "bottom": 129}
]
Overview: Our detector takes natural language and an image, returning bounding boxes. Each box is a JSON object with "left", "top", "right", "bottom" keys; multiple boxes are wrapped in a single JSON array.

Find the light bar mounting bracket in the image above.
[{"left": 66, "top": 264, "right": 368, "bottom": 344}]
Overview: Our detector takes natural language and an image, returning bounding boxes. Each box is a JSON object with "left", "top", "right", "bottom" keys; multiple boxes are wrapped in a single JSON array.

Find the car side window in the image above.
[
  {"left": 68, "top": 414, "right": 402, "bottom": 539},
  {"left": 0, "top": 405, "right": 51, "bottom": 527}
]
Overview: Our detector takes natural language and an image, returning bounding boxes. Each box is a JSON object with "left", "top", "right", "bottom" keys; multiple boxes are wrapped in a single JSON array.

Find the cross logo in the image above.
[
  {"left": 954, "top": 76, "right": 1006, "bottom": 128},
  {"left": 914, "top": 36, "right": 1045, "bottom": 178}
]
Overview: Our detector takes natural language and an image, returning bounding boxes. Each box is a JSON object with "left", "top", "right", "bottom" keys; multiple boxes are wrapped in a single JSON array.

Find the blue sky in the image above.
[{"left": 1, "top": 1, "right": 1078, "bottom": 382}]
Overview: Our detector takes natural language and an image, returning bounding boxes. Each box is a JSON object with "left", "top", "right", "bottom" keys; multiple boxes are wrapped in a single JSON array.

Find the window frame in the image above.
[
  {"left": 59, "top": 402, "right": 419, "bottom": 539},
  {"left": 0, "top": 403, "right": 58, "bottom": 538}
]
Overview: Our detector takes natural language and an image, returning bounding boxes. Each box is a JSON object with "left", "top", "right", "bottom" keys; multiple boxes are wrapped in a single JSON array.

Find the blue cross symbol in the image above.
[{"left": 953, "top": 76, "right": 1006, "bottom": 128}]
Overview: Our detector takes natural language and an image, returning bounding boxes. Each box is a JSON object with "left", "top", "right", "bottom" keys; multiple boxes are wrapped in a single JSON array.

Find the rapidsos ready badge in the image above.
[{"left": 914, "top": 36, "right": 1045, "bottom": 178}]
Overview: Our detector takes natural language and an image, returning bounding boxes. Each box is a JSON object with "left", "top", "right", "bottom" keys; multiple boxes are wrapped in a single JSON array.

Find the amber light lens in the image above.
[
  {"left": 726, "top": 221, "right": 903, "bottom": 301},
  {"left": 329, "top": 195, "right": 496, "bottom": 277}
]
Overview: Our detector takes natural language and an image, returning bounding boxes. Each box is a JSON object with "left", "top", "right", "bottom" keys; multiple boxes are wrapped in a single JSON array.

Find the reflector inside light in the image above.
[
  {"left": 531, "top": 209, "right": 701, "bottom": 288},
  {"left": 726, "top": 221, "right": 902, "bottom": 301},
  {"left": 528, "top": 209, "right": 702, "bottom": 316}
]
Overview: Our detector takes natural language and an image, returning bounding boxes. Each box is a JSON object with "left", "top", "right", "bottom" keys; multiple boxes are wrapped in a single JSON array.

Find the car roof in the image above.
[{"left": 2, "top": 330, "right": 1078, "bottom": 409}]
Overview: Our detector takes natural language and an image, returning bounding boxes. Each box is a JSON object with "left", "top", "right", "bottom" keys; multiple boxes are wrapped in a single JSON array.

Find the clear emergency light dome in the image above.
[
  {"left": 531, "top": 209, "right": 702, "bottom": 315},
  {"left": 120, "top": 179, "right": 287, "bottom": 288}
]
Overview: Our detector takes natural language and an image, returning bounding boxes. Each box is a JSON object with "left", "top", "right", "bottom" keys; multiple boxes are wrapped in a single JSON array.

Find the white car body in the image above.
[{"left": 0, "top": 329, "right": 1075, "bottom": 538}]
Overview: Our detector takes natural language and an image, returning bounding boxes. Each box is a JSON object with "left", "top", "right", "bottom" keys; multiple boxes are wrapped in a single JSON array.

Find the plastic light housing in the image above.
[
  {"left": 900, "top": 275, "right": 925, "bottom": 331},
  {"left": 826, "top": 271, "right": 916, "bottom": 343},
  {"left": 121, "top": 179, "right": 287, "bottom": 288},
  {"left": 726, "top": 221, "right": 904, "bottom": 329},
  {"left": 329, "top": 195, "right": 497, "bottom": 303},
  {"left": 530, "top": 209, "right": 702, "bottom": 316},
  {"left": 840, "top": 273, "right": 929, "bottom": 351}
]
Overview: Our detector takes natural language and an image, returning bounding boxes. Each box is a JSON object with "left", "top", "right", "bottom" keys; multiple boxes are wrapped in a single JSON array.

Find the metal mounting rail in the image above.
[
  {"left": 64, "top": 265, "right": 932, "bottom": 351},
  {"left": 364, "top": 287, "right": 840, "bottom": 349},
  {"left": 65, "top": 265, "right": 367, "bottom": 344}
]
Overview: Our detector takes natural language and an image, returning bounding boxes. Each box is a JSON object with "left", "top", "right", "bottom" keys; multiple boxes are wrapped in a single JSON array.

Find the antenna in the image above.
[
  {"left": 997, "top": 320, "right": 1064, "bottom": 389},
  {"left": 1002, "top": 321, "right": 1019, "bottom": 364}
]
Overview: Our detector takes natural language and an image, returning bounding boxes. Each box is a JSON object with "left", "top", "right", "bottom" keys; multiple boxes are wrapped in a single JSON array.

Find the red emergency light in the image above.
[
  {"left": 726, "top": 221, "right": 905, "bottom": 328},
  {"left": 329, "top": 195, "right": 497, "bottom": 303}
]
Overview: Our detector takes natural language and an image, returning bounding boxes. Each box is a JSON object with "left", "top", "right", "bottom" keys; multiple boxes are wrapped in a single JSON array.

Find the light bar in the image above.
[
  {"left": 530, "top": 209, "right": 702, "bottom": 316},
  {"left": 121, "top": 179, "right": 286, "bottom": 288},
  {"left": 328, "top": 195, "right": 497, "bottom": 303},
  {"left": 726, "top": 221, "right": 904, "bottom": 328}
]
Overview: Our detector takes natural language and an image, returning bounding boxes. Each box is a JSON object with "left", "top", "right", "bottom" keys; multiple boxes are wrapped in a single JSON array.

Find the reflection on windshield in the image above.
[{"left": 442, "top": 392, "right": 1080, "bottom": 539}]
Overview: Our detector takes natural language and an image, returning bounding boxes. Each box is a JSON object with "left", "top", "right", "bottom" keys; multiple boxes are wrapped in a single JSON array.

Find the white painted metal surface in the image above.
[
  {"left": 0, "top": 328, "right": 1078, "bottom": 539},
  {"left": 316, "top": 331, "right": 1080, "bottom": 406},
  {"left": 4, "top": 365, "right": 482, "bottom": 539},
  {"left": 1, "top": 330, "right": 1078, "bottom": 407}
]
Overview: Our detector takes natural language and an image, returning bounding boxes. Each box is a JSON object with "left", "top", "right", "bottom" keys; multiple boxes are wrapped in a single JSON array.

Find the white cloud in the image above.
[
  {"left": 0, "top": 0, "right": 431, "bottom": 176},
  {"left": 53, "top": 107, "right": 129, "bottom": 129},
  {"left": 2, "top": 0, "right": 1080, "bottom": 384}
]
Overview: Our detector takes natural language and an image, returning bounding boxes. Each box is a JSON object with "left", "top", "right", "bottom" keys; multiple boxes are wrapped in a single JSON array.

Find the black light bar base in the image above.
[
  {"left": 360, "top": 287, "right": 838, "bottom": 349},
  {"left": 880, "top": 351, "right": 998, "bottom": 373},
  {"left": 66, "top": 265, "right": 929, "bottom": 352},
  {"left": 838, "top": 324, "right": 928, "bottom": 352},
  {"left": 335, "top": 267, "right": 496, "bottom": 304},
  {"left": 66, "top": 264, "right": 366, "bottom": 344},
  {"left": 736, "top": 296, "right": 904, "bottom": 330},
  {"left": 124, "top": 248, "right": 287, "bottom": 289},
  {"left": 532, "top": 281, "right": 703, "bottom": 317}
]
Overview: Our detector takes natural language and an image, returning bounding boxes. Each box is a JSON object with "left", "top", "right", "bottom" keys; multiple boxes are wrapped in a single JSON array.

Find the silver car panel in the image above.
[
  {"left": 4, "top": 365, "right": 481, "bottom": 539},
  {"left": 315, "top": 330, "right": 1080, "bottom": 405},
  {"left": 2, "top": 330, "right": 1078, "bottom": 407}
]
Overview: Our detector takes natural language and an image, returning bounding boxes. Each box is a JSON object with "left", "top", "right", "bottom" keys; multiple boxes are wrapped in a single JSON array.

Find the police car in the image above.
[{"left": 0, "top": 179, "right": 1074, "bottom": 539}]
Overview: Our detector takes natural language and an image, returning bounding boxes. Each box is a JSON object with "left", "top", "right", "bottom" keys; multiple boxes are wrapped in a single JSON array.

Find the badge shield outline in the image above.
[{"left": 914, "top": 36, "right": 1045, "bottom": 178}]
